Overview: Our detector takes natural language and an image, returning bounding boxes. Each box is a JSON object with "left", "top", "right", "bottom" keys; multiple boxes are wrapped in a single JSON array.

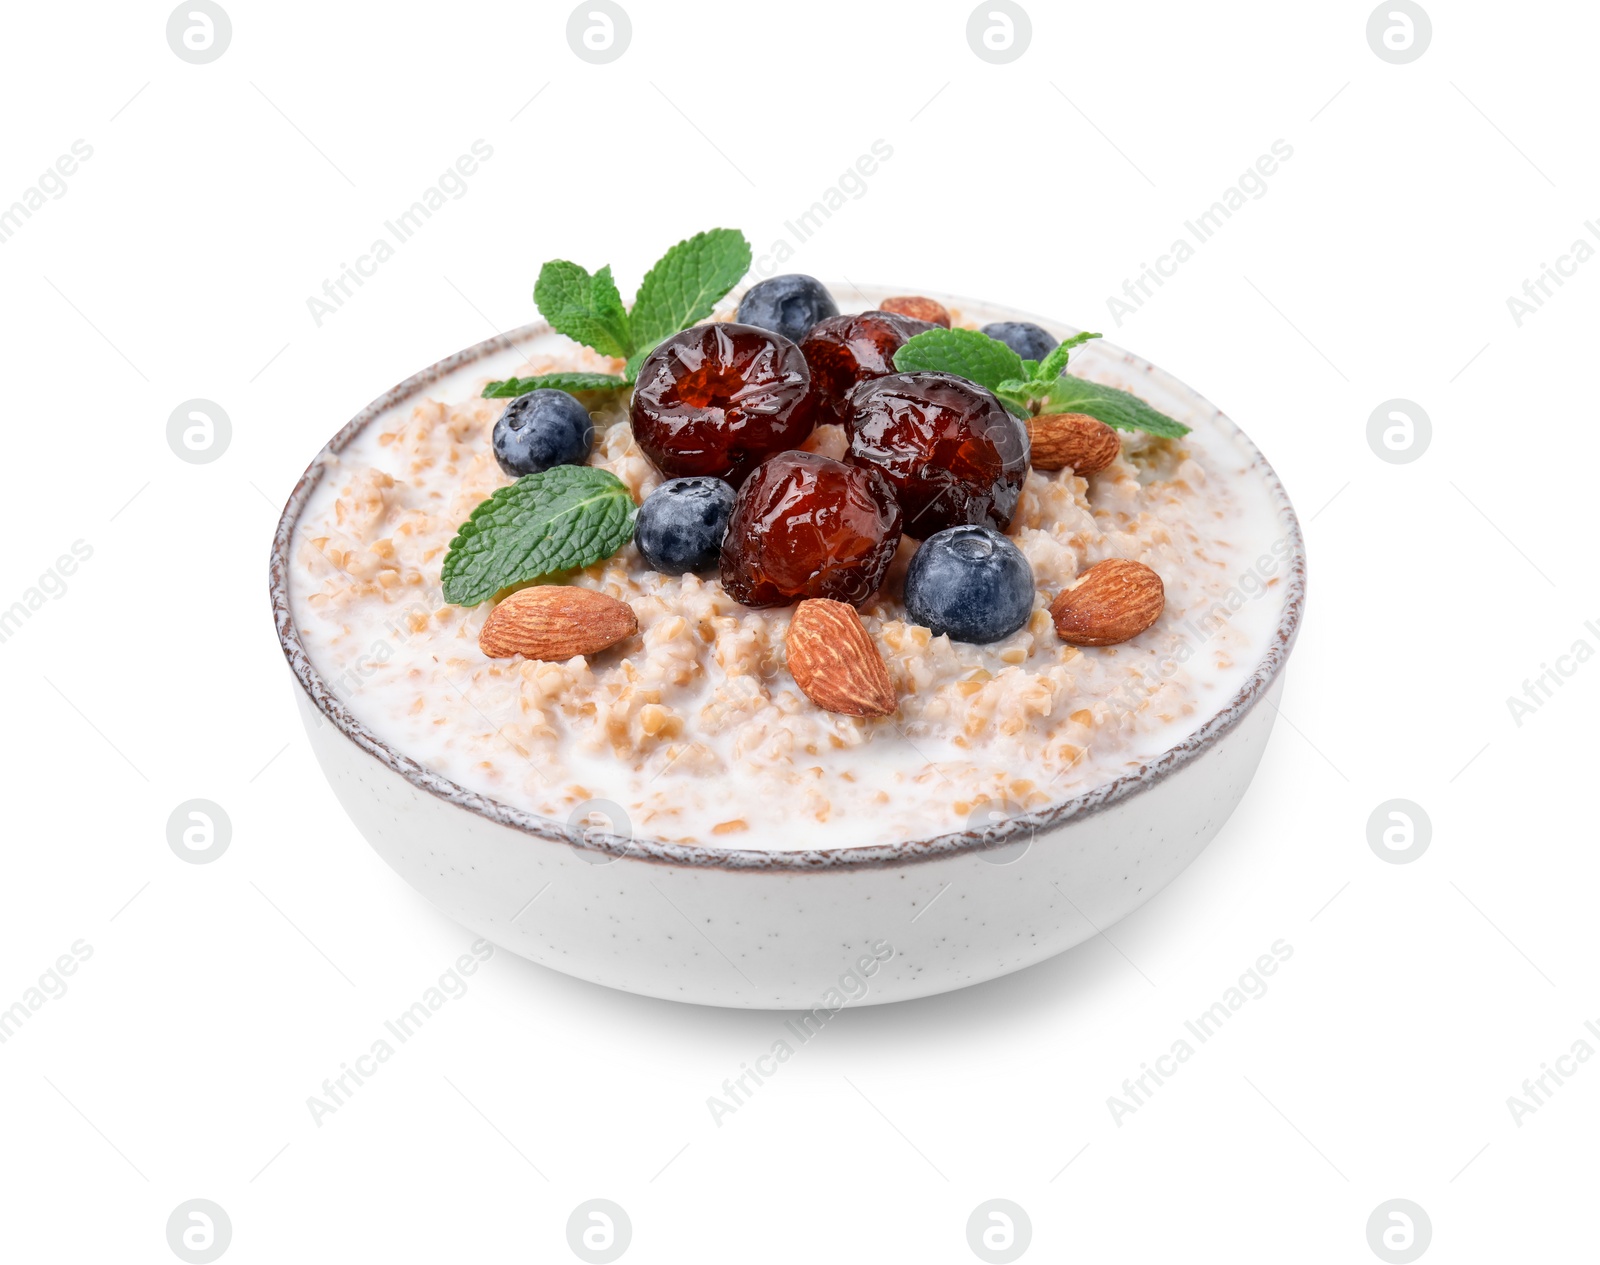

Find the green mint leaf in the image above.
[
  {"left": 481, "top": 372, "right": 629, "bottom": 399},
  {"left": 1035, "top": 332, "right": 1102, "bottom": 381},
  {"left": 534, "top": 260, "right": 633, "bottom": 359},
  {"left": 891, "top": 327, "right": 1025, "bottom": 392},
  {"left": 1020, "top": 359, "right": 1039, "bottom": 377},
  {"left": 441, "top": 466, "right": 637, "bottom": 607},
  {"left": 623, "top": 338, "right": 663, "bottom": 384},
  {"left": 628, "top": 228, "right": 752, "bottom": 350},
  {"left": 1042, "top": 375, "right": 1190, "bottom": 439},
  {"left": 587, "top": 265, "right": 632, "bottom": 353},
  {"left": 992, "top": 387, "right": 1032, "bottom": 420}
]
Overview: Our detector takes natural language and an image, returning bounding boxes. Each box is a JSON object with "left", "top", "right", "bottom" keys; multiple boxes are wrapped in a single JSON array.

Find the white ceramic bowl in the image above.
[{"left": 270, "top": 290, "right": 1306, "bottom": 1009}]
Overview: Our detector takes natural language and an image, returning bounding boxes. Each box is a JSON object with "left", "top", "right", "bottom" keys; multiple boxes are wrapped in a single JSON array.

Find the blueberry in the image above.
[
  {"left": 904, "top": 525, "right": 1034, "bottom": 644},
  {"left": 981, "top": 321, "right": 1058, "bottom": 364},
  {"left": 737, "top": 274, "right": 839, "bottom": 344},
  {"left": 635, "top": 477, "right": 737, "bottom": 575},
  {"left": 492, "top": 389, "right": 594, "bottom": 477}
]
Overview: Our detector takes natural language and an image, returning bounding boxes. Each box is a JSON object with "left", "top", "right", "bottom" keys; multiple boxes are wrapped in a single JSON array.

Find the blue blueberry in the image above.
[
  {"left": 904, "top": 525, "right": 1034, "bottom": 644},
  {"left": 635, "top": 477, "right": 737, "bottom": 575},
  {"left": 736, "top": 274, "right": 839, "bottom": 344},
  {"left": 493, "top": 389, "right": 594, "bottom": 477},
  {"left": 981, "top": 321, "right": 1058, "bottom": 364}
]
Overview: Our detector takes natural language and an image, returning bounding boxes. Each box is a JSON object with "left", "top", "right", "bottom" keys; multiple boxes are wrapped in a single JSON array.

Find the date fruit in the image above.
[
  {"left": 842, "top": 371, "right": 1029, "bottom": 538},
  {"left": 799, "top": 310, "right": 935, "bottom": 423},
  {"left": 719, "top": 451, "right": 903, "bottom": 608},
  {"left": 630, "top": 322, "right": 816, "bottom": 485}
]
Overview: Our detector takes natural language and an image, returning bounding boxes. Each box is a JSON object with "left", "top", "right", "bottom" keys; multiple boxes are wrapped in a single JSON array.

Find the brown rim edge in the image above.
[{"left": 269, "top": 316, "right": 1306, "bottom": 872}]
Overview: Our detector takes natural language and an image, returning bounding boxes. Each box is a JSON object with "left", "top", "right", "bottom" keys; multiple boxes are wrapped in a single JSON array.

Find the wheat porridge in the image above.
[{"left": 289, "top": 242, "right": 1290, "bottom": 850}]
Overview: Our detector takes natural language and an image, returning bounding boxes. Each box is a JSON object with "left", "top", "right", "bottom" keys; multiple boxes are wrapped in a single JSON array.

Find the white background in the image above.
[{"left": 2, "top": 1, "right": 1595, "bottom": 1261}]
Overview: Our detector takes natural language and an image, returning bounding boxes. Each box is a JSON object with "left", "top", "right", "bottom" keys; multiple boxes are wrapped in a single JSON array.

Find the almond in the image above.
[
  {"left": 785, "top": 599, "right": 897, "bottom": 718},
  {"left": 1028, "top": 413, "right": 1121, "bottom": 473},
  {"left": 479, "top": 585, "right": 638, "bottom": 660},
  {"left": 880, "top": 295, "right": 952, "bottom": 328},
  {"left": 1050, "top": 559, "right": 1164, "bottom": 647}
]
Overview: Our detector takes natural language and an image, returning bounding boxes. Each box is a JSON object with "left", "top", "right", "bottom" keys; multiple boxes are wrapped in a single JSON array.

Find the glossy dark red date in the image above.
[
  {"left": 630, "top": 322, "right": 816, "bottom": 485},
  {"left": 718, "top": 451, "right": 903, "bottom": 607},
  {"left": 842, "top": 371, "right": 1029, "bottom": 537},
  {"left": 798, "top": 310, "right": 935, "bottom": 423}
]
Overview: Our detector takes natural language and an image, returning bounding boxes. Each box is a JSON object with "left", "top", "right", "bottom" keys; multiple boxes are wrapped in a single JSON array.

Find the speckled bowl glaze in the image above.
[{"left": 271, "top": 288, "right": 1306, "bottom": 1009}]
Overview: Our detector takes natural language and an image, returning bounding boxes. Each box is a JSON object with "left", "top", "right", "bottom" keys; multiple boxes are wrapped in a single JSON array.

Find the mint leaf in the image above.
[
  {"left": 628, "top": 228, "right": 752, "bottom": 350},
  {"left": 1036, "top": 331, "right": 1102, "bottom": 381},
  {"left": 441, "top": 466, "right": 637, "bottom": 607},
  {"left": 534, "top": 261, "right": 633, "bottom": 359},
  {"left": 892, "top": 327, "right": 1025, "bottom": 392},
  {"left": 482, "top": 372, "right": 629, "bottom": 399},
  {"left": 893, "top": 327, "right": 1182, "bottom": 436},
  {"left": 587, "top": 265, "right": 632, "bottom": 352},
  {"left": 623, "top": 338, "right": 663, "bottom": 384},
  {"left": 523, "top": 229, "right": 750, "bottom": 370},
  {"left": 991, "top": 380, "right": 1034, "bottom": 420},
  {"left": 1042, "top": 375, "right": 1190, "bottom": 439}
]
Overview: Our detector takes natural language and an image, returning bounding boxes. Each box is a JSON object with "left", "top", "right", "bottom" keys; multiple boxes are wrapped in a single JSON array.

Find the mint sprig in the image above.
[
  {"left": 892, "top": 326, "right": 1024, "bottom": 393},
  {"left": 533, "top": 262, "right": 632, "bottom": 360},
  {"left": 1028, "top": 377, "right": 1191, "bottom": 439},
  {"left": 441, "top": 466, "right": 637, "bottom": 607},
  {"left": 1036, "top": 332, "right": 1102, "bottom": 380},
  {"left": 628, "top": 228, "right": 752, "bottom": 350},
  {"left": 893, "top": 327, "right": 1189, "bottom": 438},
  {"left": 482, "top": 372, "right": 629, "bottom": 398},
  {"left": 515, "top": 228, "right": 752, "bottom": 392}
]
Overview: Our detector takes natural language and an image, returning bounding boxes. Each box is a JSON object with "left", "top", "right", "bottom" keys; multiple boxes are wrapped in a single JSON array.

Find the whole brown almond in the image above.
[
  {"left": 1028, "top": 413, "right": 1121, "bottom": 474},
  {"left": 879, "top": 295, "right": 952, "bottom": 328},
  {"left": 479, "top": 586, "right": 638, "bottom": 660},
  {"left": 785, "top": 599, "right": 897, "bottom": 718},
  {"left": 1050, "top": 559, "right": 1164, "bottom": 647}
]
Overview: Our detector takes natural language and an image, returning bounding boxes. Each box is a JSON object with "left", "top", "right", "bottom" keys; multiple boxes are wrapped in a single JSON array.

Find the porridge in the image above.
[{"left": 289, "top": 239, "right": 1289, "bottom": 850}]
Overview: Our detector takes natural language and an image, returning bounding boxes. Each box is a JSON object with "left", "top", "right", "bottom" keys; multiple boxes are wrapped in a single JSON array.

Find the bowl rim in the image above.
[{"left": 269, "top": 294, "right": 1306, "bottom": 872}]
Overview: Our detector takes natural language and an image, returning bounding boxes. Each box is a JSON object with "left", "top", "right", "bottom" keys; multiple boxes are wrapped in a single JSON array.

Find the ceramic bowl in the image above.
[{"left": 270, "top": 289, "right": 1306, "bottom": 1009}]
